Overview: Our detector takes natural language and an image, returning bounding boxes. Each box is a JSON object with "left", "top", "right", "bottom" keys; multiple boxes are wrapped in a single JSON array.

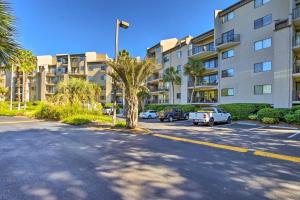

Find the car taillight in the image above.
[{"left": 203, "top": 114, "right": 208, "bottom": 118}]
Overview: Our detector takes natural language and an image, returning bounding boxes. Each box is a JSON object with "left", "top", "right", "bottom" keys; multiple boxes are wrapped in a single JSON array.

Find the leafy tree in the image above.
[
  {"left": 184, "top": 59, "right": 205, "bottom": 103},
  {"left": 0, "top": 0, "right": 18, "bottom": 64},
  {"left": 106, "top": 50, "right": 155, "bottom": 129},
  {"left": 52, "top": 78, "right": 101, "bottom": 107},
  {"left": 163, "top": 66, "right": 181, "bottom": 104},
  {"left": 0, "top": 86, "right": 7, "bottom": 101}
]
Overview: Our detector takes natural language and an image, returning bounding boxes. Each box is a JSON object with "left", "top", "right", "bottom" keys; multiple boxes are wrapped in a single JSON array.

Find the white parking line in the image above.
[
  {"left": 270, "top": 125, "right": 299, "bottom": 130},
  {"left": 288, "top": 132, "right": 300, "bottom": 139},
  {"left": 247, "top": 126, "right": 264, "bottom": 131},
  {"left": 236, "top": 122, "right": 258, "bottom": 126}
]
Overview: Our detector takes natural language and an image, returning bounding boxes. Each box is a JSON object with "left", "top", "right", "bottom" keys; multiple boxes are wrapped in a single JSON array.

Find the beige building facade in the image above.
[
  {"left": 3, "top": 52, "right": 113, "bottom": 104},
  {"left": 146, "top": 0, "right": 299, "bottom": 108}
]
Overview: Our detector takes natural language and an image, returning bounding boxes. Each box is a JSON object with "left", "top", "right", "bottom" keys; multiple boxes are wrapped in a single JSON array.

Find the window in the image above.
[
  {"left": 201, "top": 74, "right": 218, "bottom": 84},
  {"left": 177, "top": 51, "right": 182, "bottom": 58},
  {"left": 100, "top": 74, "right": 106, "bottom": 80},
  {"left": 163, "top": 56, "right": 169, "bottom": 63},
  {"left": 222, "top": 12, "right": 234, "bottom": 23},
  {"left": 222, "top": 68, "right": 234, "bottom": 78},
  {"left": 222, "top": 30, "right": 234, "bottom": 43},
  {"left": 156, "top": 57, "right": 161, "bottom": 64},
  {"left": 255, "top": 38, "right": 272, "bottom": 51},
  {"left": 100, "top": 65, "right": 107, "bottom": 70},
  {"left": 176, "top": 93, "right": 181, "bottom": 99},
  {"left": 176, "top": 65, "right": 181, "bottom": 73},
  {"left": 254, "top": 14, "right": 272, "bottom": 29},
  {"left": 254, "top": 84, "right": 272, "bottom": 95},
  {"left": 203, "top": 58, "right": 218, "bottom": 69},
  {"left": 221, "top": 88, "right": 234, "bottom": 96},
  {"left": 222, "top": 49, "right": 234, "bottom": 59},
  {"left": 254, "top": 0, "right": 271, "bottom": 8},
  {"left": 254, "top": 61, "right": 272, "bottom": 73}
]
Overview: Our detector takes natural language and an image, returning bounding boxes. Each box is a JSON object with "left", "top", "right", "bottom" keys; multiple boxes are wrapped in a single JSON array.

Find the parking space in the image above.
[{"left": 138, "top": 118, "right": 300, "bottom": 157}]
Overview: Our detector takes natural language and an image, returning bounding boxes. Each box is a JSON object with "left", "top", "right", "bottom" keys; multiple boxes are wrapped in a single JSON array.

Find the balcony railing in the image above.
[
  {"left": 188, "top": 97, "right": 218, "bottom": 104},
  {"left": 215, "top": 34, "right": 240, "bottom": 46},
  {"left": 293, "top": 36, "right": 300, "bottom": 47},
  {"left": 188, "top": 81, "right": 218, "bottom": 87},
  {"left": 157, "top": 87, "right": 169, "bottom": 92},
  {"left": 189, "top": 44, "right": 215, "bottom": 56},
  {"left": 293, "top": 90, "right": 300, "bottom": 101},
  {"left": 293, "top": 64, "right": 300, "bottom": 73},
  {"left": 293, "top": 7, "right": 300, "bottom": 20}
]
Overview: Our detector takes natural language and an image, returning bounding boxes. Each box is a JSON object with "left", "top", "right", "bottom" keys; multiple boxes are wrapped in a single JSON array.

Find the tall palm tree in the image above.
[
  {"left": 15, "top": 49, "right": 36, "bottom": 110},
  {"left": 0, "top": 0, "right": 18, "bottom": 64},
  {"left": 163, "top": 66, "right": 181, "bottom": 104},
  {"left": 106, "top": 50, "right": 155, "bottom": 129},
  {"left": 184, "top": 59, "right": 206, "bottom": 103}
]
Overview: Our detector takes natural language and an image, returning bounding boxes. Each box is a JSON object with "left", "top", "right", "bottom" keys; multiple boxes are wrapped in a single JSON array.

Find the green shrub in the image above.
[
  {"left": 218, "top": 103, "right": 270, "bottom": 120},
  {"left": 257, "top": 108, "right": 281, "bottom": 121},
  {"left": 62, "top": 115, "right": 92, "bottom": 125},
  {"left": 262, "top": 117, "right": 278, "bottom": 124},
  {"left": 284, "top": 114, "right": 296, "bottom": 124},
  {"left": 144, "top": 104, "right": 197, "bottom": 113},
  {"left": 115, "top": 121, "right": 126, "bottom": 128},
  {"left": 292, "top": 105, "right": 300, "bottom": 112},
  {"left": 248, "top": 114, "right": 258, "bottom": 120}
]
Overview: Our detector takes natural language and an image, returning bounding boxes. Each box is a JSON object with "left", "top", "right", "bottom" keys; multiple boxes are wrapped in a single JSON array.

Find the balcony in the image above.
[
  {"left": 157, "top": 87, "right": 169, "bottom": 93},
  {"left": 188, "top": 97, "right": 218, "bottom": 105},
  {"left": 293, "top": 7, "right": 300, "bottom": 26},
  {"left": 293, "top": 64, "right": 300, "bottom": 76},
  {"left": 293, "top": 90, "right": 300, "bottom": 103},
  {"left": 188, "top": 81, "right": 218, "bottom": 89},
  {"left": 147, "top": 74, "right": 163, "bottom": 83},
  {"left": 215, "top": 34, "right": 240, "bottom": 50},
  {"left": 293, "top": 36, "right": 300, "bottom": 52},
  {"left": 188, "top": 44, "right": 217, "bottom": 60}
]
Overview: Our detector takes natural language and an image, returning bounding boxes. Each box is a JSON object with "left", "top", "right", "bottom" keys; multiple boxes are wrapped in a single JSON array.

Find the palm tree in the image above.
[
  {"left": 137, "top": 86, "right": 150, "bottom": 112},
  {"left": 0, "top": 0, "right": 18, "bottom": 64},
  {"left": 14, "top": 49, "right": 36, "bottom": 110},
  {"left": 184, "top": 59, "right": 205, "bottom": 103},
  {"left": 53, "top": 78, "right": 101, "bottom": 107},
  {"left": 163, "top": 66, "right": 181, "bottom": 104},
  {"left": 106, "top": 50, "right": 155, "bottom": 129}
]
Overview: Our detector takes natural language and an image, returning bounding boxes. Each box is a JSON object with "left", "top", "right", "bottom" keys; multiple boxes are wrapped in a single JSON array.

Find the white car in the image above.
[
  {"left": 189, "top": 107, "right": 231, "bottom": 126},
  {"left": 139, "top": 110, "right": 157, "bottom": 119}
]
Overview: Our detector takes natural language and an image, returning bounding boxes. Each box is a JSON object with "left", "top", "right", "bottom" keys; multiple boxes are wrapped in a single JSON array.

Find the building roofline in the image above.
[
  {"left": 191, "top": 29, "right": 214, "bottom": 43},
  {"left": 218, "top": 0, "right": 253, "bottom": 17}
]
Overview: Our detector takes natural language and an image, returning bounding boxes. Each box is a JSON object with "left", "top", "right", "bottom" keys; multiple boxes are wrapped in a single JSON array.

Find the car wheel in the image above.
[
  {"left": 168, "top": 116, "right": 173, "bottom": 122},
  {"left": 160, "top": 118, "right": 164, "bottom": 122},
  {"left": 208, "top": 118, "right": 214, "bottom": 126},
  {"left": 185, "top": 115, "right": 189, "bottom": 120},
  {"left": 227, "top": 116, "right": 232, "bottom": 124},
  {"left": 193, "top": 122, "right": 199, "bottom": 125}
]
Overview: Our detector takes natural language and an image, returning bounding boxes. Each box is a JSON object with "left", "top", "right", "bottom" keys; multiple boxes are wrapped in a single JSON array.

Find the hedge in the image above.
[
  {"left": 257, "top": 108, "right": 282, "bottom": 121},
  {"left": 218, "top": 103, "right": 270, "bottom": 120}
]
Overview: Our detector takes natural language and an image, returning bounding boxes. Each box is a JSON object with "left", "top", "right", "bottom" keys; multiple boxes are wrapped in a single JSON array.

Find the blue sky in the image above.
[{"left": 12, "top": 0, "right": 238, "bottom": 58}]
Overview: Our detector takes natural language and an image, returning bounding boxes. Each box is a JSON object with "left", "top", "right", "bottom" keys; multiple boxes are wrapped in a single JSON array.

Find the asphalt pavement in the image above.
[{"left": 0, "top": 117, "right": 300, "bottom": 200}]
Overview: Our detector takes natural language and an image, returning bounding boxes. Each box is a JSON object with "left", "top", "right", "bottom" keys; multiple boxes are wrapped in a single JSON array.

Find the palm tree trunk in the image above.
[
  {"left": 23, "top": 73, "right": 27, "bottom": 110},
  {"left": 191, "top": 77, "right": 196, "bottom": 103},
  {"left": 16, "top": 67, "right": 21, "bottom": 110},
  {"left": 125, "top": 89, "right": 138, "bottom": 129},
  {"left": 172, "top": 81, "right": 175, "bottom": 104}
]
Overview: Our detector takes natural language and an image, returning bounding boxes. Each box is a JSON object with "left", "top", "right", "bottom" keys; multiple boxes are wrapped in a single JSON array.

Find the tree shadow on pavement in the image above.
[{"left": 0, "top": 123, "right": 299, "bottom": 200}]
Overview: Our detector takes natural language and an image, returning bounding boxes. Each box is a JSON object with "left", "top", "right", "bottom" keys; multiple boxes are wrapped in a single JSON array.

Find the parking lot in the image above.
[{"left": 138, "top": 118, "right": 300, "bottom": 158}]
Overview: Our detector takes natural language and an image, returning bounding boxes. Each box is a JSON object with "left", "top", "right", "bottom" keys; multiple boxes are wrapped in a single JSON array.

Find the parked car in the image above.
[
  {"left": 139, "top": 110, "right": 157, "bottom": 119},
  {"left": 102, "top": 106, "right": 114, "bottom": 115},
  {"left": 189, "top": 107, "right": 231, "bottom": 126},
  {"left": 158, "top": 108, "right": 189, "bottom": 122}
]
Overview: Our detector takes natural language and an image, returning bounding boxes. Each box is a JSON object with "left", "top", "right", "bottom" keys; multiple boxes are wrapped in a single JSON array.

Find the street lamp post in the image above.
[{"left": 112, "top": 19, "right": 129, "bottom": 125}]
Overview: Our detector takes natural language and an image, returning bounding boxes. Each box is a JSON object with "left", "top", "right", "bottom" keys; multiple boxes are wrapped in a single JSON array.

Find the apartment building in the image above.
[
  {"left": 146, "top": 0, "right": 299, "bottom": 108},
  {"left": 0, "top": 52, "right": 112, "bottom": 104},
  {"left": 35, "top": 52, "right": 112, "bottom": 104}
]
